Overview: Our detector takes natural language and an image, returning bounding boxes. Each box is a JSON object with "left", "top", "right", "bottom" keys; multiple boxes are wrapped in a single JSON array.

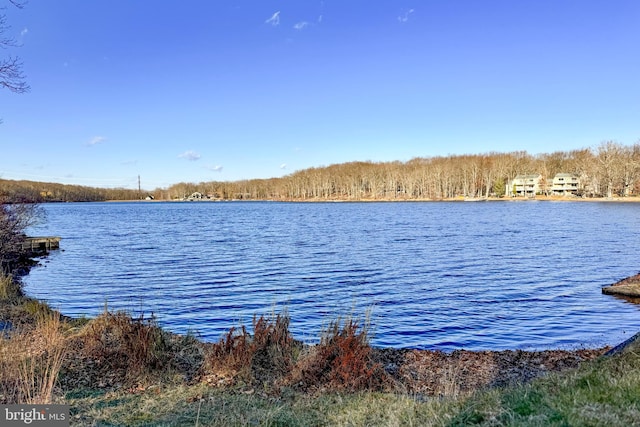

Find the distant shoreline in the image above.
[{"left": 101, "top": 195, "right": 640, "bottom": 203}]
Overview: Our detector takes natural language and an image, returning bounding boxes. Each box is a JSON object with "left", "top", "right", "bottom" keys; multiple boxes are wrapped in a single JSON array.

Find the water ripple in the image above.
[{"left": 24, "top": 201, "right": 640, "bottom": 351}]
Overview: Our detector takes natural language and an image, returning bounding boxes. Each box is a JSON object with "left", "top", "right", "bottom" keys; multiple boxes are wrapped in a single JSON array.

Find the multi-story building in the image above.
[
  {"left": 551, "top": 173, "right": 580, "bottom": 196},
  {"left": 507, "top": 174, "right": 542, "bottom": 197}
]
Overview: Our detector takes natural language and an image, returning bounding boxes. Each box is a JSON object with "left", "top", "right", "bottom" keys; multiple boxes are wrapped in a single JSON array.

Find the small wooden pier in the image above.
[{"left": 22, "top": 236, "right": 61, "bottom": 252}]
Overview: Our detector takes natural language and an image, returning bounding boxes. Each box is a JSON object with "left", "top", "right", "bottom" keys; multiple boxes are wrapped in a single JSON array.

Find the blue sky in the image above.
[{"left": 1, "top": 1, "right": 639, "bottom": 189}]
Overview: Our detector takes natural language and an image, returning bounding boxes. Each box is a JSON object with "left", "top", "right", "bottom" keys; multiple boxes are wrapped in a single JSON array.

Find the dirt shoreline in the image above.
[
  {"left": 373, "top": 346, "right": 609, "bottom": 397},
  {"left": 3, "top": 258, "right": 636, "bottom": 398}
]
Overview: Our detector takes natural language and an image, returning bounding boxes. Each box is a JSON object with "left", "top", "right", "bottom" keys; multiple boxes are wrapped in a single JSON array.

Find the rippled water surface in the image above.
[{"left": 25, "top": 201, "right": 640, "bottom": 351}]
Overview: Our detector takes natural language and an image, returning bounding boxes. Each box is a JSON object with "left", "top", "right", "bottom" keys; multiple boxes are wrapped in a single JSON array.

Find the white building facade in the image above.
[
  {"left": 506, "top": 174, "right": 542, "bottom": 197},
  {"left": 551, "top": 173, "right": 580, "bottom": 196}
]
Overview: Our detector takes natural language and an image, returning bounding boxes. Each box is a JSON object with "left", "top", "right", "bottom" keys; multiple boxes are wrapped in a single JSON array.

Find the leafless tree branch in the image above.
[
  {"left": 8, "top": 1, "right": 27, "bottom": 9},
  {"left": 0, "top": 195, "right": 42, "bottom": 271},
  {"left": 0, "top": 55, "right": 28, "bottom": 92}
]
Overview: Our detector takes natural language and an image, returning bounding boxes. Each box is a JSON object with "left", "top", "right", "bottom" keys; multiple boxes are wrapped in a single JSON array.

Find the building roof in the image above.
[{"left": 514, "top": 174, "right": 541, "bottom": 180}]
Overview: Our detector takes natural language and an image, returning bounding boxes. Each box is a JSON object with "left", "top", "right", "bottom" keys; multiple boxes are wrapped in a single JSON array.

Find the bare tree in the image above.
[
  {"left": 1, "top": 0, "right": 29, "bottom": 99},
  {"left": 0, "top": 195, "right": 41, "bottom": 272},
  {"left": 595, "top": 141, "right": 625, "bottom": 197},
  {"left": 620, "top": 142, "right": 640, "bottom": 196}
]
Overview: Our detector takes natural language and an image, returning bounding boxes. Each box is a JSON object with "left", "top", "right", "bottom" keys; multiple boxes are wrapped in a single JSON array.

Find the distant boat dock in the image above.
[{"left": 22, "top": 236, "right": 61, "bottom": 252}]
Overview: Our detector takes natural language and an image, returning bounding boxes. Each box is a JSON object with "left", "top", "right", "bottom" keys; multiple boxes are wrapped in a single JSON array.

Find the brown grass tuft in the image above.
[
  {"left": 251, "top": 313, "right": 297, "bottom": 383},
  {"left": 288, "top": 316, "right": 390, "bottom": 393},
  {"left": 205, "top": 312, "right": 299, "bottom": 388},
  {"left": 61, "top": 310, "right": 205, "bottom": 390},
  {"left": 83, "top": 311, "right": 167, "bottom": 374},
  {"left": 206, "top": 325, "right": 252, "bottom": 384}
]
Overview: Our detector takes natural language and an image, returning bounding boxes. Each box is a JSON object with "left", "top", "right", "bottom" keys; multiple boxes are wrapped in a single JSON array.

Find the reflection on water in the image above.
[{"left": 611, "top": 294, "right": 640, "bottom": 305}]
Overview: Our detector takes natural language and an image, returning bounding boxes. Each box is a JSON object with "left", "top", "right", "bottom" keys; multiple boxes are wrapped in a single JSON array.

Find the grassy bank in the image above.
[
  {"left": 65, "top": 343, "right": 640, "bottom": 427},
  {"left": 2, "top": 272, "right": 639, "bottom": 426}
]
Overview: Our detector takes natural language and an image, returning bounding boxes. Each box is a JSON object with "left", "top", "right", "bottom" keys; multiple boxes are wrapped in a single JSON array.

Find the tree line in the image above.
[
  {"left": 0, "top": 180, "right": 141, "bottom": 202},
  {"left": 160, "top": 141, "right": 640, "bottom": 201},
  {"left": 1, "top": 141, "right": 639, "bottom": 203}
]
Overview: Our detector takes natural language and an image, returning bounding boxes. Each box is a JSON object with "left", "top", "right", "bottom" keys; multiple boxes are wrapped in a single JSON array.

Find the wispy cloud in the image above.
[
  {"left": 293, "top": 21, "right": 309, "bottom": 30},
  {"left": 19, "top": 27, "right": 28, "bottom": 41},
  {"left": 178, "top": 150, "right": 201, "bottom": 161},
  {"left": 265, "top": 11, "right": 281, "bottom": 26},
  {"left": 398, "top": 8, "right": 415, "bottom": 23},
  {"left": 87, "top": 136, "right": 107, "bottom": 146},
  {"left": 205, "top": 164, "right": 223, "bottom": 172},
  {"left": 280, "top": 163, "right": 287, "bottom": 170}
]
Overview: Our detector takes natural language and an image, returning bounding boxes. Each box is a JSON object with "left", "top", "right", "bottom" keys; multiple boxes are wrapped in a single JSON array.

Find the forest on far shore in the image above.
[{"left": 2, "top": 141, "right": 640, "bottom": 203}]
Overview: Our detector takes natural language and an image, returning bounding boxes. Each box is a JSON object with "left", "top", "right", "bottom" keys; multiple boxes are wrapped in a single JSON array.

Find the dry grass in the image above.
[
  {"left": 64, "top": 345, "right": 640, "bottom": 427},
  {"left": 0, "top": 273, "right": 17, "bottom": 300},
  {"left": 82, "top": 311, "right": 167, "bottom": 373},
  {"left": 0, "top": 311, "right": 66, "bottom": 404},
  {"left": 1, "top": 285, "right": 636, "bottom": 426},
  {"left": 18, "top": 312, "right": 67, "bottom": 404},
  {"left": 61, "top": 310, "right": 205, "bottom": 390}
]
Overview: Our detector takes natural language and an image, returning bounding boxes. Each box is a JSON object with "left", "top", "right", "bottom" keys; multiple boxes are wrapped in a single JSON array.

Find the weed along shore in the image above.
[{"left": 2, "top": 263, "right": 640, "bottom": 425}]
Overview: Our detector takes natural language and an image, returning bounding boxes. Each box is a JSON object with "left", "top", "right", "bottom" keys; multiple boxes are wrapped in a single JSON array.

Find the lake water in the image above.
[{"left": 24, "top": 201, "right": 640, "bottom": 351}]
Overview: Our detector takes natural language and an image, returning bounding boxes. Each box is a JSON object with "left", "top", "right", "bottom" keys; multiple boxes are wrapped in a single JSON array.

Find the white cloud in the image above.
[
  {"left": 398, "top": 8, "right": 415, "bottom": 23},
  {"left": 318, "top": 15, "right": 323, "bottom": 23},
  {"left": 87, "top": 136, "right": 107, "bottom": 146},
  {"left": 265, "top": 11, "right": 280, "bottom": 26},
  {"left": 205, "top": 164, "right": 223, "bottom": 172},
  {"left": 20, "top": 27, "right": 28, "bottom": 37},
  {"left": 178, "top": 150, "right": 201, "bottom": 161},
  {"left": 293, "top": 21, "right": 309, "bottom": 30},
  {"left": 280, "top": 163, "right": 287, "bottom": 170}
]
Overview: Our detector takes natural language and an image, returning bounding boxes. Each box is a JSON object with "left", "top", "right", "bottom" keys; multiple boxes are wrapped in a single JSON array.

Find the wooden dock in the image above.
[{"left": 22, "top": 236, "right": 61, "bottom": 252}]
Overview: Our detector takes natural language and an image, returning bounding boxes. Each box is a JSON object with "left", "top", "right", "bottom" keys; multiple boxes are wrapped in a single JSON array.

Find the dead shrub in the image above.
[
  {"left": 58, "top": 309, "right": 206, "bottom": 391},
  {"left": 205, "top": 312, "right": 298, "bottom": 387},
  {"left": 206, "top": 325, "right": 252, "bottom": 382},
  {"left": 167, "top": 331, "right": 206, "bottom": 383},
  {"left": 87, "top": 311, "right": 166, "bottom": 372},
  {"left": 250, "top": 312, "right": 297, "bottom": 385},
  {"left": 288, "top": 317, "right": 390, "bottom": 393},
  {"left": 62, "top": 311, "right": 177, "bottom": 389}
]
